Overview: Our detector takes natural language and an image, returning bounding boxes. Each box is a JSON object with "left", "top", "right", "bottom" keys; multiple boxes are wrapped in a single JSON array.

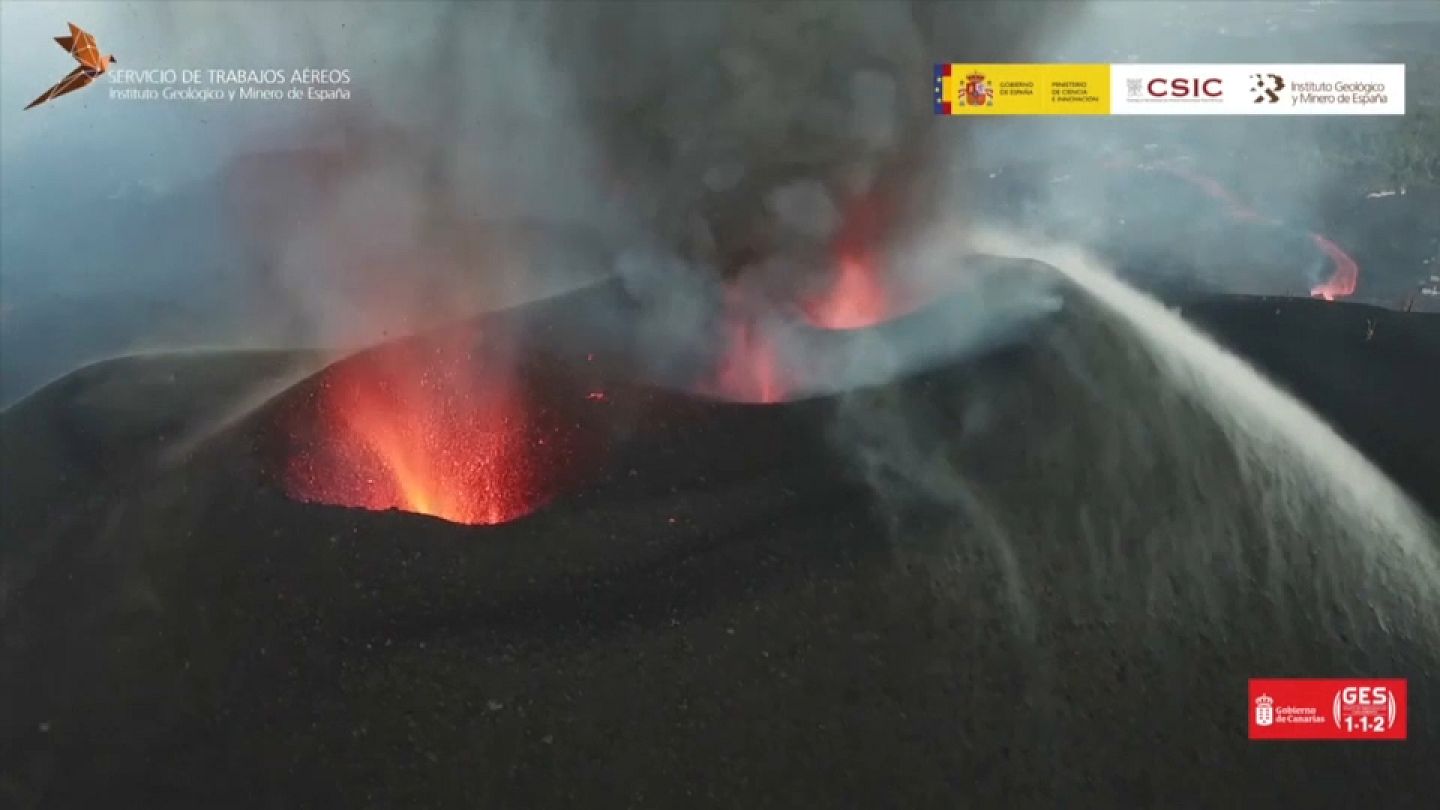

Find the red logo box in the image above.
[{"left": 1249, "top": 678, "right": 1407, "bottom": 740}]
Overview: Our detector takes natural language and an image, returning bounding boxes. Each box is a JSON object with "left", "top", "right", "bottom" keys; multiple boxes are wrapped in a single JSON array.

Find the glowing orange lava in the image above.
[
  {"left": 708, "top": 315, "right": 787, "bottom": 404},
  {"left": 1151, "top": 162, "right": 1359, "bottom": 300},
  {"left": 694, "top": 279, "right": 794, "bottom": 404},
  {"left": 804, "top": 252, "right": 896, "bottom": 330},
  {"left": 1309, "top": 234, "right": 1359, "bottom": 301},
  {"left": 802, "top": 187, "right": 920, "bottom": 330},
  {"left": 285, "top": 330, "right": 568, "bottom": 525},
  {"left": 701, "top": 190, "right": 923, "bottom": 399}
]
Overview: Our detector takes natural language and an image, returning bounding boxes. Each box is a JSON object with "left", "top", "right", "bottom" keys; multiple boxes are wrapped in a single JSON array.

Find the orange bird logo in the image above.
[{"left": 25, "top": 23, "right": 117, "bottom": 111}]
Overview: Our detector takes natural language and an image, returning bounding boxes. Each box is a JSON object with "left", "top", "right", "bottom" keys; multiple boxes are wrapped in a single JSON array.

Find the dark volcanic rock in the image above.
[
  {"left": 3, "top": 287, "right": 1439, "bottom": 809},
  {"left": 1186, "top": 296, "right": 1440, "bottom": 512}
]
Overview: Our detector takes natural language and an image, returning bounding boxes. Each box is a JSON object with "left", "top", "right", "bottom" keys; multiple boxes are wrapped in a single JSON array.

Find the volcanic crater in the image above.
[{"left": 4, "top": 277, "right": 1440, "bottom": 809}]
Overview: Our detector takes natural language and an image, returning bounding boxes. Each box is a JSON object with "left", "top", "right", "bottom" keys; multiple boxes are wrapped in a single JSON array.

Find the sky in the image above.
[
  {"left": 3, "top": 1, "right": 353, "bottom": 195},
  {"left": 0, "top": 1, "right": 604, "bottom": 402}
]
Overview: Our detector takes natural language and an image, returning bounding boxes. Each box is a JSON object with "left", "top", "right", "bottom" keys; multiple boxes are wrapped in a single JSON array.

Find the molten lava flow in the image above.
[
  {"left": 1149, "top": 162, "right": 1359, "bottom": 300},
  {"left": 286, "top": 330, "right": 567, "bottom": 526},
  {"left": 1309, "top": 234, "right": 1359, "bottom": 301}
]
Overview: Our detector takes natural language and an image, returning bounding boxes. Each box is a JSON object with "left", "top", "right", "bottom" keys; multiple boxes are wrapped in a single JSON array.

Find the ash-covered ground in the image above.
[{"left": 3, "top": 281, "right": 1438, "bottom": 809}]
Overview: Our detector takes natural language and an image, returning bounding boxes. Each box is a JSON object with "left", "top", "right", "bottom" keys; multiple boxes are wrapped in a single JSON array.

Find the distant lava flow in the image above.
[
  {"left": 1151, "top": 162, "right": 1360, "bottom": 300},
  {"left": 1309, "top": 234, "right": 1359, "bottom": 300},
  {"left": 284, "top": 328, "right": 583, "bottom": 526}
]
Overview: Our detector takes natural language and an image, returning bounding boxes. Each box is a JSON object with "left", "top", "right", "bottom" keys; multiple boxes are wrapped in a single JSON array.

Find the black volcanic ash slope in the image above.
[
  {"left": 2, "top": 288, "right": 1439, "bottom": 810},
  {"left": 1186, "top": 296, "right": 1440, "bottom": 511}
]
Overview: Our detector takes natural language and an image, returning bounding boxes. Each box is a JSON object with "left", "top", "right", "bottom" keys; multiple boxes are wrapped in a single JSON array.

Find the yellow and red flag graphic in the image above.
[{"left": 933, "top": 63, "right": 1111, "bottom": 116}]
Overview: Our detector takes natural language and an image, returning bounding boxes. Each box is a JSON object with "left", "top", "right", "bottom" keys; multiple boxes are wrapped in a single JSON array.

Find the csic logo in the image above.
[
  {"left": 1251, "top": 73, "right": 1286, "bottom": 103},
  {"left": 1143, "top": 77, "right": 1224, "bottom": 100}
]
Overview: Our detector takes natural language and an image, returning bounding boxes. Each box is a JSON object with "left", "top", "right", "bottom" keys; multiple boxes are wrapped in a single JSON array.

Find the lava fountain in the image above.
[
  {"left": 284, "top": 326, "right": 586, "bottom": 525},
  {"left": 702, "top": 284, "right": 791, "bottom": 404},
  {"left": 703, "top": 190, "right": 940, "bottom": 401},
  {"left": 804, "top": 252, "right": 897, "bottom": 330},
  {"left": 709, "top": 314, "right": 788, "bottom": 404},
  {"left": 803, "top": 191, "right": 921, "bottom": 330}
]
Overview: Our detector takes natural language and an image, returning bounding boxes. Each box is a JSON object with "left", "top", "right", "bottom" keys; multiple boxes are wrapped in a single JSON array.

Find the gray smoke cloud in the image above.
[
  {"left": 525, "top": 0, "right": 1087, "bottom": 391},
  {"left": 3, "top": 1, "right": 620, "bottom": 400},
  {"left": 2, "top": 0, "right": 1099, "bottom": 402},
  {"left": 6, "top": 0, "right": 1435, "bottom": 404}
]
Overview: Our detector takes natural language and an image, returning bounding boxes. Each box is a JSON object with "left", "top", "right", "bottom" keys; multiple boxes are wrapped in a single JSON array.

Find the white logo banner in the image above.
[{"left": 1109, "top": 64, "right": 1405, "bottom": 116}]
